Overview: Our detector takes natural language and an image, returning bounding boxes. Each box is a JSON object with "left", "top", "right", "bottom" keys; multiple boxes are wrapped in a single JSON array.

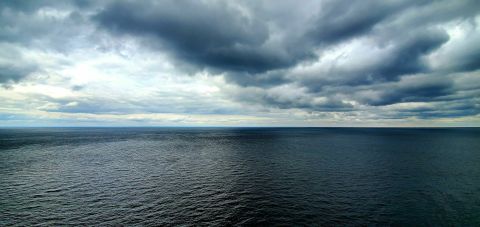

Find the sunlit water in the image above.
[{"left": 1, "top": 127, "right": 479, "bottom": 225}]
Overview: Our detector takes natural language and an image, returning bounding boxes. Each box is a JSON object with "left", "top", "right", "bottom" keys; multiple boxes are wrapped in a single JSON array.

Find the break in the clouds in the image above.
[{"left": 0, "top": 0, "right": 479, "bottom": 126}]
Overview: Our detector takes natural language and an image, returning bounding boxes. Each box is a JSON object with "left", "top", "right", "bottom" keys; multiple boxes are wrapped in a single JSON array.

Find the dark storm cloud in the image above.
[
  {"left": 93, "top": 0, "right": 314, "bottom": 73},
  {"left": 229, "top": 85, "right": 355, "bottom": 112},
  {"left": 305, "top": 0, "right": 426, "bottom": 45},
  {"left": 92, "top": 0, "right": 409, "bottom": 74},
  {"left": 91, "top": 0, "right": 453, "bottom": 77},
  {"left": 266, "top": 96, "right": 354, "bottom": 112},
  {"left": 445, "top": 45, "right": 480, "bottom": 73},
  {"left": 368, "top": 30, "right": 449, "bottom": 82},
  {"left": 224, "top": 70, "right": 290, "bottom": 88},
  {"left": 358, "top": 75, "right": 455, "bottom": 106}
]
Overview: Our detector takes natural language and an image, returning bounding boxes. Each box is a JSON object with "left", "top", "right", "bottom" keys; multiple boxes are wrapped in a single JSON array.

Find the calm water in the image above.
[{"left": 1, "top": 127, "right": 479, "bottom": 226}]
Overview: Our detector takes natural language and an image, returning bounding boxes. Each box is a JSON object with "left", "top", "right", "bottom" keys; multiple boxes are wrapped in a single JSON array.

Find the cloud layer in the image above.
[{"left": 0, "top": 0, "right": 479, "bottom": 126}]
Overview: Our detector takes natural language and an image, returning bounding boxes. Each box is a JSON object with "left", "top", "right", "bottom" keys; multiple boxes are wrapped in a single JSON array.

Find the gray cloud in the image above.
[
  {"left": 0, "top": 64, "right": 36, "bottom": 84},
  {"left": 382, "top": 99, "right": 480, "bottom": 119},
  {"left": 356, "top": 75, "right": 454, "bottom": 106},
  {"left": 93, "top": 0, "right": 312, "bottom": 73},
  {"left": 306, "top": 0, "right": 423, "bottom": 45},
  {"left": 0, "top": 45, "right": 37, "bottom": 84},
  {"left": 300, "top": 29, "right": 450, "bottom": 92},
  {"left": 0, "top": 0, "right": 479, "bottom": 124}
]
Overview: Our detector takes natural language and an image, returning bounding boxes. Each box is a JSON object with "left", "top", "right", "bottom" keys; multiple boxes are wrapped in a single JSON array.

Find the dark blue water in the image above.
[{"left": 1, "top": 127, "right": 479, "bottom": 226}]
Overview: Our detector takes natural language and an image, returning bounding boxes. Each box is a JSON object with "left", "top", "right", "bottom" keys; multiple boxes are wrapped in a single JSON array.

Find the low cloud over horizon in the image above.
[{"left": 1, "top": 0, "right": 479, "bottom": 126}]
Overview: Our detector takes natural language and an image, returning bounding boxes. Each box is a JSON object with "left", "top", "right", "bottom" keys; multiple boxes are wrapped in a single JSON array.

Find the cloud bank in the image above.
[{"left": 0, "top": 0, "right": 479, "bottom": 126}]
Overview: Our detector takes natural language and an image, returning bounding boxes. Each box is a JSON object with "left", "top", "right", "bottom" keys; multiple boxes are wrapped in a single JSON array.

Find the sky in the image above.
[{"left": 0, "top": 0, "right": 479, "bottom": 127}]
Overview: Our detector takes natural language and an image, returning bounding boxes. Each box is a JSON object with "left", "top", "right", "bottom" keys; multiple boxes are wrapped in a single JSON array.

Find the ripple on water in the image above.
[{"left": 1, "top": 128, "right": 480, "bottom": 225}]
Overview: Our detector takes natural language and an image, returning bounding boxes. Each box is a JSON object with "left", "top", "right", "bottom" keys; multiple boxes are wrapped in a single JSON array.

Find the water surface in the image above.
[{"left": 1, "top": 127, "right": 479, "bottom": 225}]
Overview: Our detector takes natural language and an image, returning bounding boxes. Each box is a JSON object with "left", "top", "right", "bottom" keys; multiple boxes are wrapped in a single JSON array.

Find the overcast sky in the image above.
[{"left": 0, "top": 0, "right": 479, "bottom": 126}]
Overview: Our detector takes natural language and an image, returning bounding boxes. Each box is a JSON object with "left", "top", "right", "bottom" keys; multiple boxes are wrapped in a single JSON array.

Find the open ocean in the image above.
[{"left": 1, "top": 127, "right": 479, "bottom": 226}]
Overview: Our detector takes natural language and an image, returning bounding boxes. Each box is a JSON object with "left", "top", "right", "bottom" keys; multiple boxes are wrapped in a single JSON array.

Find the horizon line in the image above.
[{"left": 1, "top": 126, "right": 479, "bottom": 129}]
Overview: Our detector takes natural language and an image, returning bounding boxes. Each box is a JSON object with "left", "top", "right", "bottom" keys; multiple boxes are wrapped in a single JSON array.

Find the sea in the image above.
[{"left": 1, "top": 127, "right": 479, "bottom": 226}]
